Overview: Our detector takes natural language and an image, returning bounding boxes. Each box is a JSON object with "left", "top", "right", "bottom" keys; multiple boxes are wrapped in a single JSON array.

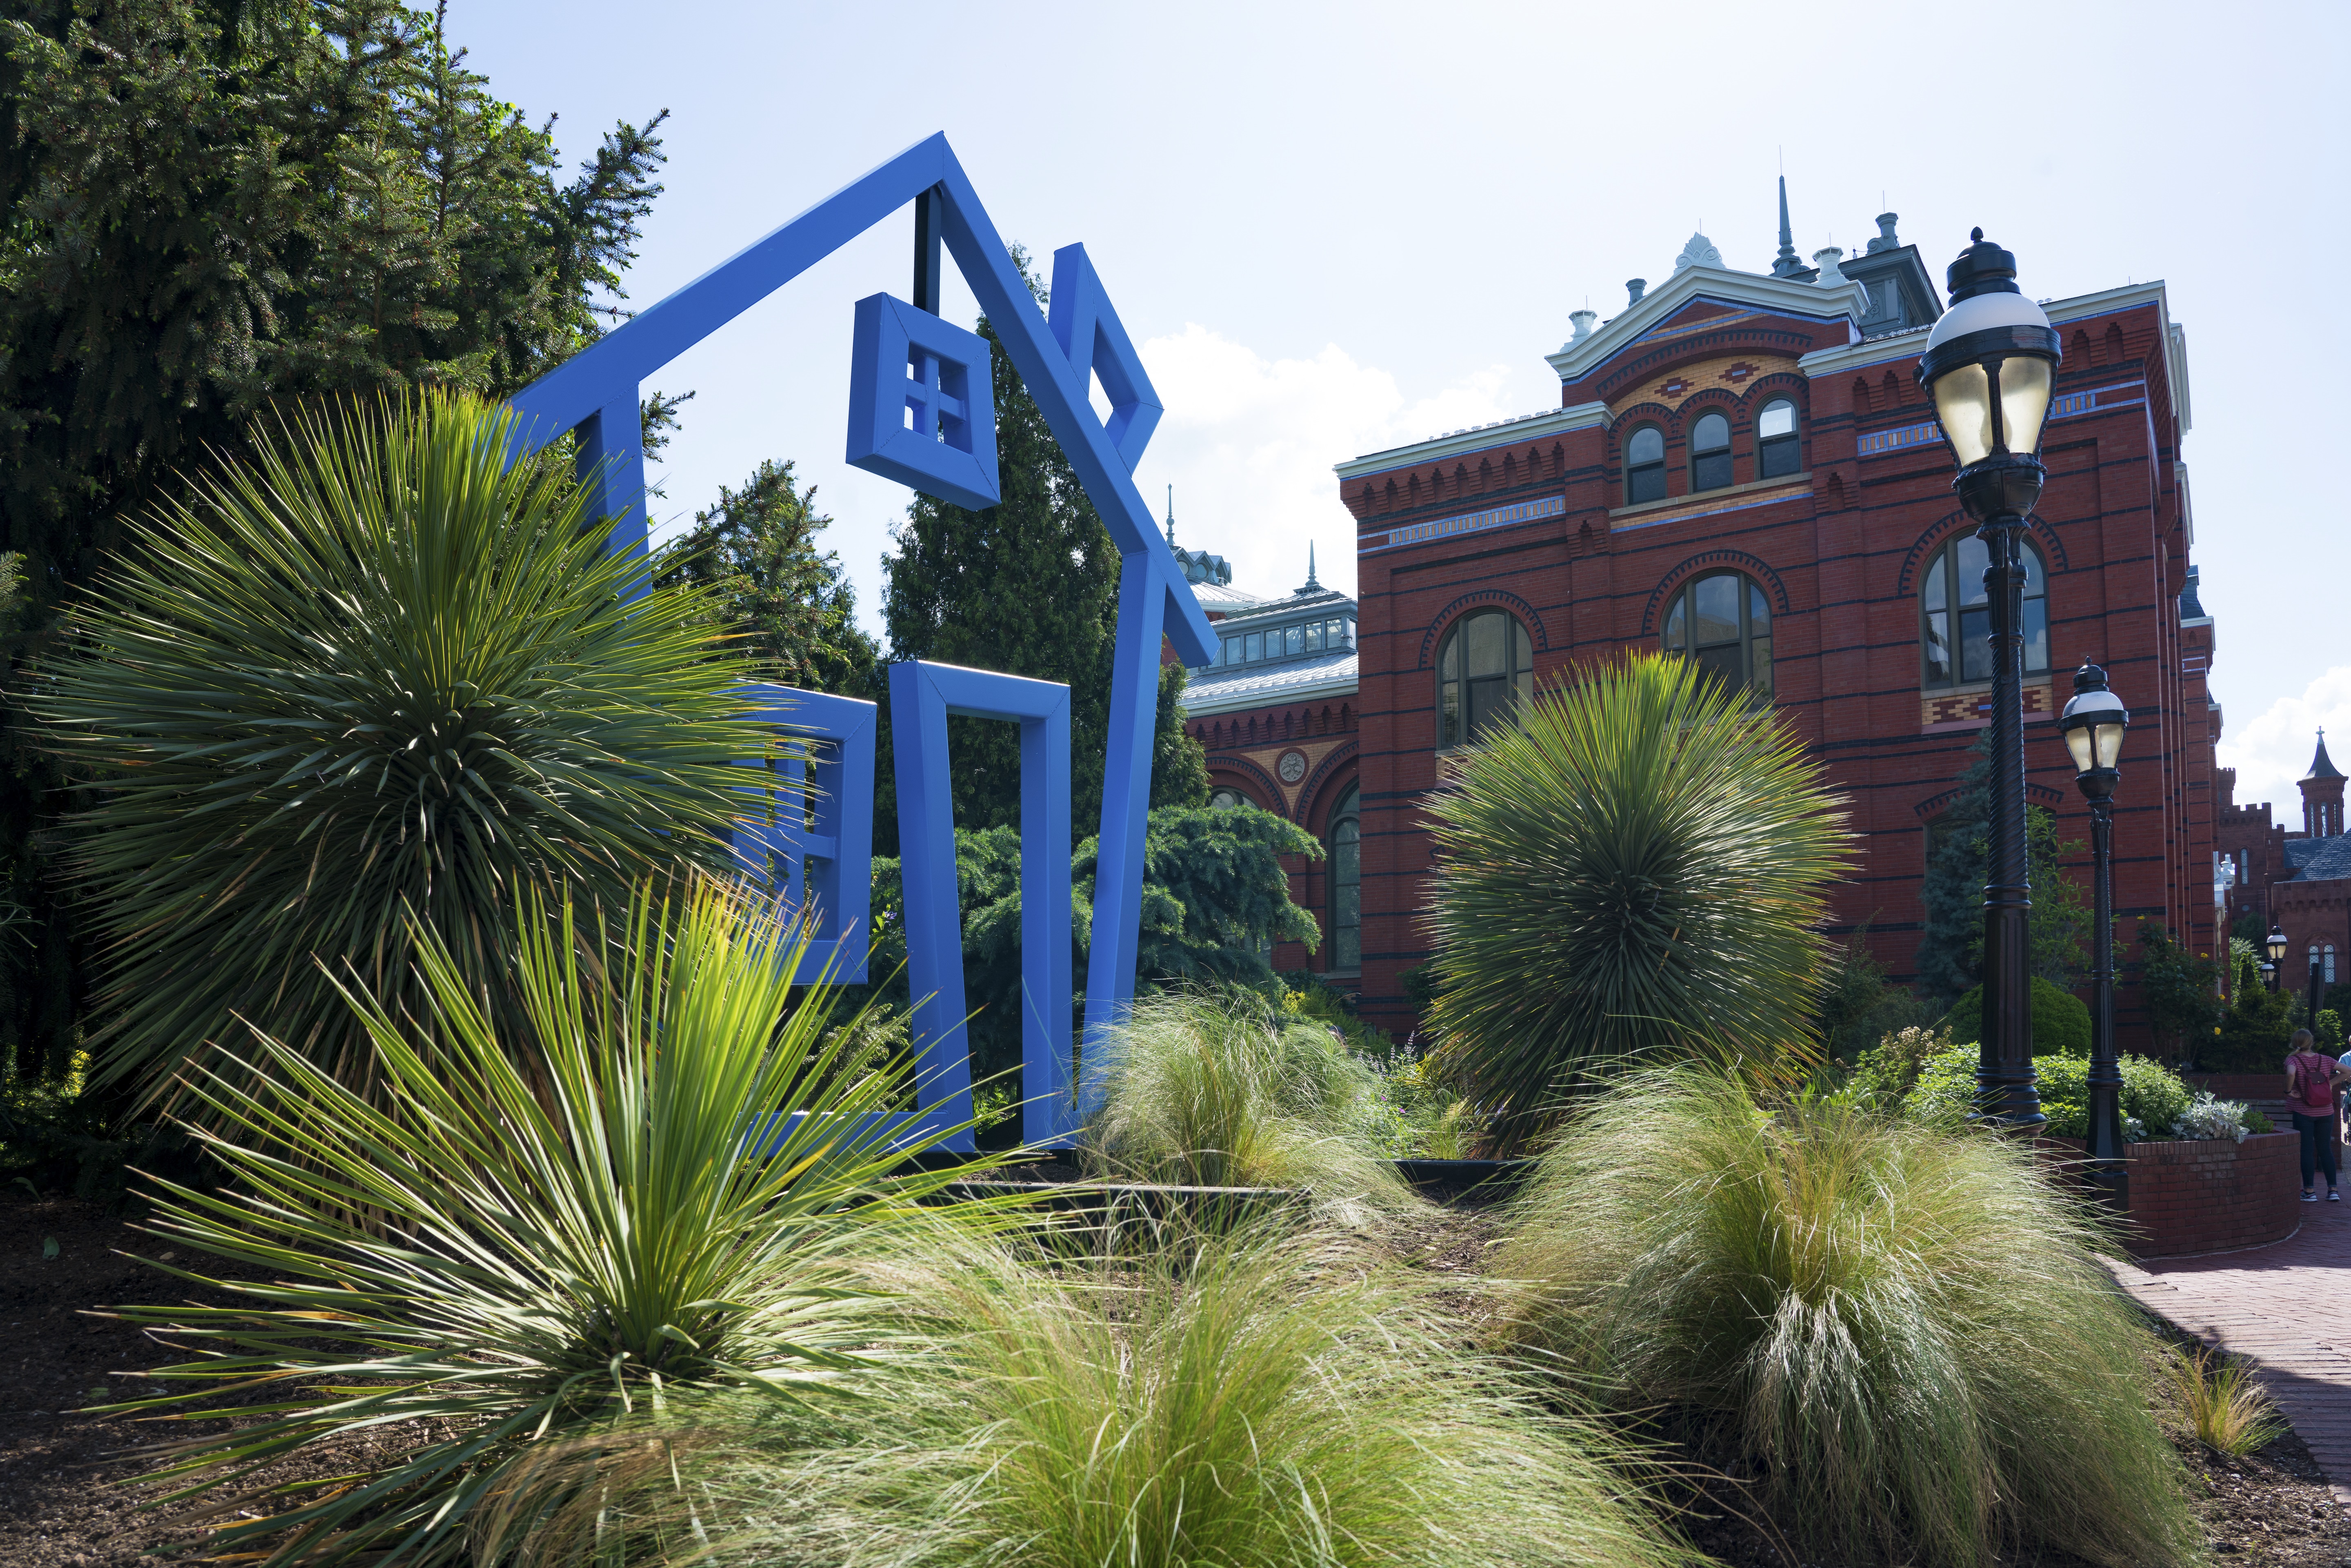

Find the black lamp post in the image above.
[
  {"left": 1917, "top": 230, "right": 2063, "bottom": 1128},
  {"left": 2267, "top": 923, "right": 2289, "bottom": 991},
  {"left": 2059, "top": 663, "right": 2129, "bottom": 1209}
]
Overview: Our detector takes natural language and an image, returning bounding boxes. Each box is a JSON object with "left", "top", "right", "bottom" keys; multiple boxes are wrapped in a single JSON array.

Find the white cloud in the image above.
[
  {"left": 1130, "top": 325, "right": 1539, "bottom": 601},
  {"left": 2215, "top": 666, "right": 2351, "bottom": 808}
]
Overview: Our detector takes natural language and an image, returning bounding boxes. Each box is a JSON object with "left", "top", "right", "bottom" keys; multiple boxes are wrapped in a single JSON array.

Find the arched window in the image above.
[
  {"left": 1757, "top": 398, "right": 1800, "bottom": 478},
  {"left": 1436, "top": 609, "right": 1533, "bottom": 748},
  {"left": 1921, "top": 535, "right": 2049, "bottom": 688},
  {"left": 1327, "top": 785, "right": 1360, "bottom": 973},
  {"left": 2313, "top": 944, "right": 2338, "bottom": 984},
  {"left": 1660, "top": 570, "right": 1772, "bottom": 700},
  {"left": 1625, "top": 425, "right": 1666, "bottom": 504},
  {"left": 1689, "top": 411, "right": 1732, "bottom": 492},
  {"left": 1208, "top": 786, "right": 1250, "bottom": 811}
]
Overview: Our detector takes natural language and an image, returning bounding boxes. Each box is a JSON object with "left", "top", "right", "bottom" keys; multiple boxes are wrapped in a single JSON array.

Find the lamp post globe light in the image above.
[
  {"left": 1916, "top": 230, "right": 2064, "bottom": 1127},
  {"left": 2058, "top": 663, "right": 2130, "bottom": 1208},
  {"left": 2268, "top": 922, "right": 2290, "bottom": 991}
]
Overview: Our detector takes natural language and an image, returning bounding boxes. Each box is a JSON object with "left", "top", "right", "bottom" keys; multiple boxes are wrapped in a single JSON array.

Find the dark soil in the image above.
[
  {"left": 6, "top": 1190, "right": 2347, "bottom": 1567},
  {"left": 0, "top": 1195, "right": 431, "bottom": 1567}
]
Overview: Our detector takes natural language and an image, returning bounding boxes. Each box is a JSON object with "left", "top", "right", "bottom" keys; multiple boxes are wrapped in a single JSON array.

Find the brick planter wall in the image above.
[{"left": 2112, "top": 1131, "right": 2300, "bottom": 1258}]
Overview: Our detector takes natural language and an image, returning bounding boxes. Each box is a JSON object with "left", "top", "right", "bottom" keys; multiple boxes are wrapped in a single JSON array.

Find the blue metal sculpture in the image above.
[
  {"left": 729, "top": 685, "right": 877, "bottom": 986},
  {"left": 507, "top": 135, "right": 1207, "bottom": 1135},
  {"left": 890, "top": 660, "right": 1073, "bottom": 1150}
]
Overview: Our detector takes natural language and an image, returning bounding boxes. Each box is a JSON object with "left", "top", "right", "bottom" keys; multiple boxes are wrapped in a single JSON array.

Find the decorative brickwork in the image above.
[{"left": 2117, "top": 1133, "right": 2300, "bottom": 1259}]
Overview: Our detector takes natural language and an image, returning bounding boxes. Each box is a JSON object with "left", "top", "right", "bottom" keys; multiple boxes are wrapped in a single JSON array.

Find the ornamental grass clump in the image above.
[
  {"left": 504, "top": 1225, "right": 1702, "bottom": 1568},
  {"left": 40, "top": 391, "right": 778, "bottom": 1121},
  {"left": 1498, "top": 1065, "right": 2198, "bottom": 1568},
  {"left": 1423, "top": 652, "right": 1852, "bottom": 1148},
  {"left": 1082, "top": 990, "right": 1410, "bottom": 1206},
  {"left": 99, "top": 877, "right": 998, "bottom": 1567}
]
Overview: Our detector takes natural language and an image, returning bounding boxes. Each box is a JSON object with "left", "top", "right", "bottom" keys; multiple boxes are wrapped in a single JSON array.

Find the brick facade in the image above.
[{"left": 1181, "top": 232, "right": 2217, "bottom": 1048}]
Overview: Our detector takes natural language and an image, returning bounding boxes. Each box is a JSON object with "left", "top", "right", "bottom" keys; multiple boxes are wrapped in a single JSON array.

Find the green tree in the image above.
[
  {"left": 657, "top": 459, "right": 878, "bottom": 695},
  {"left": 2137, "top": 922, "right": 2223, "bottom": 1062},
  {"left": 0, "top": 0, "right": 673, "bottom": 1082},
  {"left": 877, "top": 247, "right": 1204, "bottom": 853},
  {"left": 1912, "top": 733, "right": 2093, "bottom": 1004}
]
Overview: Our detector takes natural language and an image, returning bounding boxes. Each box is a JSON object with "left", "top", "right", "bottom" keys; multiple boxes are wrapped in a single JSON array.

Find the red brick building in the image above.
[
  {"left": 1183, "top": 207, "right": 2214, "bottom": 1048},
  {"left": 2217, "top": 736, "right": 2351, "bottom": 996}
]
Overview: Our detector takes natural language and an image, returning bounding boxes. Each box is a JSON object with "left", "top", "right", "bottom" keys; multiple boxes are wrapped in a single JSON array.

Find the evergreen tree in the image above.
[
  {"left": 1913, "top": 733, "right": 2092, "bottom": 1005},
  {"left": 0, "top": 0, "right": 671, "bottom": 1080},
  {"left": 657, "top": 459, "right": 877, "bottom": 695},
  {"left": 877, "top": 247, "right": 1205, "bottom": 851}
]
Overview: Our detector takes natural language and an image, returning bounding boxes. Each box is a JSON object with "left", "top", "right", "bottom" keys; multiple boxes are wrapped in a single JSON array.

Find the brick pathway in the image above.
[{"left": 2110, "top": 1195, "right": 2351, "bottom": 1509}]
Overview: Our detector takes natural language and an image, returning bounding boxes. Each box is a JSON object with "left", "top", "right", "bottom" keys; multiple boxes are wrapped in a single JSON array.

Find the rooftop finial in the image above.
[
  {"left": 1771, "top": 174, "right": 1804, "bottom": 277},
  {"left": 2308, "top": 729, "right": 2345, "bottom": 782},
  {"left": 1304, "top": 541, "right": 1320, "bottom": 591},
  {"left": 1164, "top": 484, "right": 1176, "bottom": 546}
]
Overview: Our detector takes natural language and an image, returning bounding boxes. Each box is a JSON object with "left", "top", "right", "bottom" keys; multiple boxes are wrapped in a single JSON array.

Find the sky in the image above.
[{"left": 457, "top": 0, "right": 2348, "bottom": 804}]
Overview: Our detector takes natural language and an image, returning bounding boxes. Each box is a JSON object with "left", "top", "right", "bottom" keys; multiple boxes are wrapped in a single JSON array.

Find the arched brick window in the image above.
[
  {"left": 1436, "top": 610, "right": 1534, "bottom": 748},
  {"left": 1922, "top": 535, "right": 2049, "bottom": 688},
  {"left": 1661, "top": 570, "right": 1772, "bottom": 702}
]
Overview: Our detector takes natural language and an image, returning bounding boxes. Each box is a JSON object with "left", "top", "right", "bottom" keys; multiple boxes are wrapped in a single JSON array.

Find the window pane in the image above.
[
  {"left": 1924, "top": 609, "right": 1953, "bottom": 684},
  {"left": 1758, "top": 400, "right": 1795, "bottom": 440},
  {"left": 1960, "top": 607, "right": 1993, "bottom": 682},
  {"left": 1956, "top": 535, "right": 1990, "bottom": 607},
  {"left": 1466, "top": 612, "right": 1505, "bottom": 677},
  {"left": 1440, "top": 633, "right": 1459, "bottom": 681},
  {"left": 1327, "top": 619, "right": 1346, "bottom": 646},
  {"left": 1759, "top": 435, "right": 1800, "bottom": 478},
  {"left": 1629, "top": 464, "right": 1667, "bottom": 504},
  {"left": 1923, "top": 556, "right": 1946, "bottom": 615},
  {"left": 2020, "top": 544, "right": 2043, "bottom": 596},
  {"left": 1440, "top": 677, "right": 1460, "bottom": 747},
  {"left": 2022, "top": 596, "right": 2049, "bottom": 673},
  {"left": 1224, "top": 636, "right": 1240, "bottom": 665},
  {"left": 1244, "top": 632, "right": 1262, "bottom": 660},
  {"left": 1692, "top": 412, "right": 1730, "bottom": 452},
  {"left": 1693, "top": 575, "right": 1740, "bottom": 646},
  {"left": 1285, "top": 625, "right": 1304, "bottom": 656},
  {"left": 1304, "top": 622, "right": 1322, "bottom": 652},
  {"left": 1749, "top": 581, "right": 1769, "bottom": 631},
  {"left": 1750, "top": 635, "right": 1772, "bottom": 700},
  {"left": 1697, "top": 641, "right": 1744, "bottom": 693},
  {"left": 1467, "top": 673, "right": 1510, "bottom": 739},
  {"left": 1513, "top": 618, "right": 1531, "bottom": 674},
  {"left": 1663, "top": 595, "right": 1686, "bottom": 652},
  {"left": 1629, "top": 426, "right": 1664, "bottom": 464},
  {"left": 1693, "top": 449, "right": 1732, "bottom": 491}
]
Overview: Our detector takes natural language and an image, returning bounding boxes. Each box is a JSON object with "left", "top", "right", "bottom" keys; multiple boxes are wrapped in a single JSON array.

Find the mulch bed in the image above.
[{"left": 5, "top": 1188, "right": 2348, "bottom": 1566}]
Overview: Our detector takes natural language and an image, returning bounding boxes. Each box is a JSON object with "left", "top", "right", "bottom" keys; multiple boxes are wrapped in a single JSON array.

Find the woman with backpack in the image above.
[{"left": 2284, "top": 1029, "right": 2349, "bottom": 1202}]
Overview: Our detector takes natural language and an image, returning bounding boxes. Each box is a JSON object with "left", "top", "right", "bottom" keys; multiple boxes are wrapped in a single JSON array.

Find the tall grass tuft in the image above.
[
  {"left": 1499, "top": 1065, "right": 2199, "bottom": 1568},
  {"left": 509, "top": 1224, "right": 1703, "bottom": 1568},
  {"left": 1082, "top": 990, "right": 1409, "bottom": 1206},
  {"left": 1422, "top": 651, "right": 1852, "bottom": 1147},
  {"left": 2169, "top": 1345, "right": 2285, "bottom": 1457},
  {"left": 98, "top": 877, "right": 1000, "bottom": 1567}
]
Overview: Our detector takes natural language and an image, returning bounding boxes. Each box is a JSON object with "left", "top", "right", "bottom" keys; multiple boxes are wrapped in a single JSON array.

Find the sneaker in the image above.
[
  {"left": 2305, "top": 1190, "right": 2320, "bottom": 1202},
  {"left": 2332, "top": 1191, "right": 2342, "bottom": 1203}
]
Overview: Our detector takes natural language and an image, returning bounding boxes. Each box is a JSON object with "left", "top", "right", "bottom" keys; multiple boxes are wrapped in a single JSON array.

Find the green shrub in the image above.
[
  {"left": 1941, "top": 975, "right": 2091, "bottom": 1057},
  {"left": 1082, "top": 992, "right": 1409, "bottom": 1206},
  {"left": 508, "top": 1226, "right": 1703, "bottom": 1568},
  {"left": 1422, "top": 653, "right": 1853, "bottom": 1146},
  {"left": 40, "top": 393, "right": 776, "bottom": 1122},
  {"left": 1500, "top": 1066, "right": 2197, "bottom": 1568},
  {"left": 1840, "top": 1024, "right": 1954, "bottom": 1109},
  {"left": 1907, "top": 1043, "right": 2195, "bottom": 1139},
  {"left": 2207, "top": 977, "right": 2296, "bottom": 1071},
  {"left": 102, "top": 877, "right": 998, "bottom": 1566}
]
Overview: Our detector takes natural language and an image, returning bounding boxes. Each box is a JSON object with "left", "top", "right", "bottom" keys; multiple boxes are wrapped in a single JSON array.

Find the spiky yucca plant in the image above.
[
  {"left": 39, "top": 392, "right": 779, "bottom": 1115},
  {"left": 1500, "top": 1066, "right": 2199, "bottom": 1568},
  {"left": 1424, "top": 652, "right": 1850, "bottom": 1144},
  {"left": 100, "top": 877, "right": 999, "bottom": 1567}
]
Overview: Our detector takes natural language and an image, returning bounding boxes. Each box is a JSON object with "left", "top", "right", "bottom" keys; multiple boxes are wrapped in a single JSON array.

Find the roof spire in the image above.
[
  {"left": 1164, "top": 484, "right": 1176, "bottom": 546},
  {"left": 2309, "top": 729, "right": 2345, "bottom": 782},
  {"left": 1771, "top": 175, "right": 1804, "bottom": 277},
  {"left": 1304, "top": 541, "right": 1320, "bottom": 591}
]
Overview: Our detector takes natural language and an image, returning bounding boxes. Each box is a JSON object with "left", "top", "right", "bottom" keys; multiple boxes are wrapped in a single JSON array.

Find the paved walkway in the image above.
[{"left": 2111, "top": 1196, "right": 2351, "bottom": 1509}]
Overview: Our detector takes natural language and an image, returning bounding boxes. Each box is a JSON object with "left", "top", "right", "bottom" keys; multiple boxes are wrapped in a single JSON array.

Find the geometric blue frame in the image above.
[
  {"left": 506, "top": 133, "right": 1214, "bottom": 1128},
  {"left": 729, "top": 684, "right": 876, "bottom": 985},
  {"left": 889, "top": 659, "right": 1073, "bottom": 1151},
  {"left": 846, "top": 292, "right": 1000, "bottom": 511}
]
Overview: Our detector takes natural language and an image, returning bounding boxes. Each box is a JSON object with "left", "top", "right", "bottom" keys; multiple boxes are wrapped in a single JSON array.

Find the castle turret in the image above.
[{"left": 2301, "top": 730, "right": 2345, "bottom": 837}]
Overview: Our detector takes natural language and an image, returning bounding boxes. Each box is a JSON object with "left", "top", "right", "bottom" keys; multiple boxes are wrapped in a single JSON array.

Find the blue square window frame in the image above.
[
  {"left": 847, "top": 293, "right": 1000, "bottom": 511},
  {"left": 890, "top": 659, "right": 1073, "bottom": 1150}
]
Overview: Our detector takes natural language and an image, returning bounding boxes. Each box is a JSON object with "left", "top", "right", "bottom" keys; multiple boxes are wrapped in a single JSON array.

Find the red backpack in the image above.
[{"left": 2290, "top": 1052, "right": 2338, "bottom": 1116}]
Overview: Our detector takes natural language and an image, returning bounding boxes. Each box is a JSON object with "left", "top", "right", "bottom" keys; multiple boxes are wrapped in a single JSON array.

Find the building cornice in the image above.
[
  {"left": 1542, "top": 265, "right": 1867, "bottom": 386},
  {"left": 1334, "top": 402, "right": 1608, "bottom": 481},
  {"left": 1796, "top": 281, "right": 2185, "bottom": 433}
]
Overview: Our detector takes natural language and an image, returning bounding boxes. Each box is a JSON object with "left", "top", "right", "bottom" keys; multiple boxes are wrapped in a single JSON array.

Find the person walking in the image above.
[{"left": 2285, "top": 1029, "right": 2348, "bottom": 1202}]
